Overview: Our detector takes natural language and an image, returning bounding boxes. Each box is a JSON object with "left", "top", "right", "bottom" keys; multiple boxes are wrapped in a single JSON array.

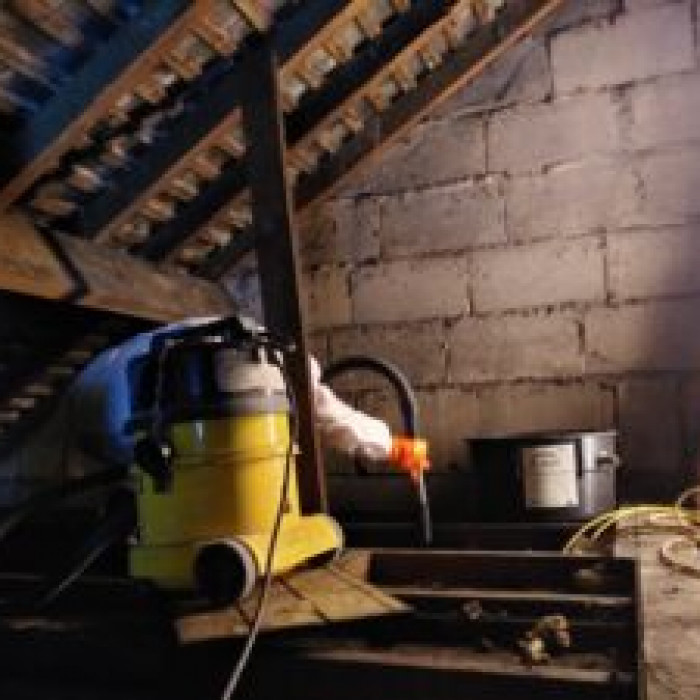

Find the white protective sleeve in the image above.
[{"left": 309, "top": 357, "right": 393, "bottom": 461}]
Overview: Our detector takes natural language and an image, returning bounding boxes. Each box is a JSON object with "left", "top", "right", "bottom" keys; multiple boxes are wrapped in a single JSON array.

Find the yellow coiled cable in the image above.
[{"left": 562, "top": 487, "right": 700, "bottom": 578}]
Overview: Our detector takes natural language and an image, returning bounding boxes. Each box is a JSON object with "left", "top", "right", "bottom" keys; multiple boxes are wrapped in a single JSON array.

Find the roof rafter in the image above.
[
  {"left": 67, "top": 0, "right": 356, "bottom": 241},
  {"left": 135, "top": 0, "right": 456, "bottom": 262},
  {"left": 0, "top": 0, "right": 191, "bottom": 208},
  {"left": 199, "top": 0, "right": 564, "bottom": 279}
]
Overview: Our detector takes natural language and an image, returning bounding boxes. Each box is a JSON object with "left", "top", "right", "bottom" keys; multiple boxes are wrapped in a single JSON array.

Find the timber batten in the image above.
[{"left": 0, "top": 212, "right": 233, "bottom": 321}]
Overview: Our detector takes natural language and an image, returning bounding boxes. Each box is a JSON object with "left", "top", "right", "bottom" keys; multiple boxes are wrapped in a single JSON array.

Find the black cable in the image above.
[
  {"left": 322, "top": 355, "right": 432, "bottom": 546},
  {"left": 322, "top": 356, "right": 420, "bottom": 436},
  {"left": 219, "top": 355, "right": 298, "bottom": 700}
]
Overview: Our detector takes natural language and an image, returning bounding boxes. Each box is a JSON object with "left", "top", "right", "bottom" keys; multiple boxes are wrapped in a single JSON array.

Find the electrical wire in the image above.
[
  {"left": 562, "top": 487, "right": 700, "bottom": 579},
  {"left": 563, "top": 505, "right": 697, "bottom": 554},
  {"left": 321, "top": 355, "right": 432, "bottom": 546},
  {"left": 219, "top": 358, "right": 298, "bottom": 700}
]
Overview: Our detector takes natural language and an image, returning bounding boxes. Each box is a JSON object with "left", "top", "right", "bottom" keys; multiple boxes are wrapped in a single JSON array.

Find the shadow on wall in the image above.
[{"left": 604, "top": 224, "right": 700, "bottom": 502}]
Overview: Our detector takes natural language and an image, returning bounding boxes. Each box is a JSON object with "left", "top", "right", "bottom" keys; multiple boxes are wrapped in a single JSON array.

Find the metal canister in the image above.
[{"left": 469, "top": 431, "right": 620, "bottom": 522}]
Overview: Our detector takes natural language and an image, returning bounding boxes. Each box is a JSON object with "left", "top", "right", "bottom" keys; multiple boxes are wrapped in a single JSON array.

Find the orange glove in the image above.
[{"left": 390, "top": 436, "right": 430, "bottom": 482}]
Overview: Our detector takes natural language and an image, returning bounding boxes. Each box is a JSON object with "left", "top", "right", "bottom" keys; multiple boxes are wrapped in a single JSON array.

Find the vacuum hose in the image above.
[{"left": 321, "top": 356, "right": 432, "bottom": 546}]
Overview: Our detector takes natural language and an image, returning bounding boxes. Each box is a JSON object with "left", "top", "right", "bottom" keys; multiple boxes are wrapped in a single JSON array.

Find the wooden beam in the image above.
[
  {"left": 200, "top": 0, "right": 565, "bottom": 278},
  {"left": 241, "top": 41, "right": 326, "bottom": 513},
  {"left": 135, "top": 163, "right": 249, "bottom": 261},
  {"left": 0, "top": 0, "right": 191, "bottom": 208},
  {"left": 143, "top": 0, "right": 454, "bottom": 263},
  {"left": 70, "top": 0, "right": 352, "bottom": 241},
  {"left": 235, "top": 646, "right": 637, "bottom": 700},
  {"left": 295, "top": 0, "right": 566, "bottom": 208},
  {"left": 0, "top": 211, "right": 233, "bottom": 321}
]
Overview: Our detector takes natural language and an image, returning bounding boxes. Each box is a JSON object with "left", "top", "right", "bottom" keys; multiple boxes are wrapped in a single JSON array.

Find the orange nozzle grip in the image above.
[{"left": 390, "top": 436, "right": 430, "bottom": 481}]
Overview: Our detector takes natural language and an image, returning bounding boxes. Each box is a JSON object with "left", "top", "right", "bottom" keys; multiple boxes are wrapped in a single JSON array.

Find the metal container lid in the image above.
[{"left": 467, "top": 429, "right": 617, "bottom": 445}]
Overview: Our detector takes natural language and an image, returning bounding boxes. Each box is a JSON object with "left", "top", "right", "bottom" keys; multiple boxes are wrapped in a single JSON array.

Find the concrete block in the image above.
[
  {"left": 335, "top": 114, "right": 486, "bottom": 197},
  {"left": 380, "top": 179, "right": 505, "bottom": 257},
  {"left": 427, "top": 388, "right": 481, "bottom": 469},
  {"left": 506, "top": 159, "right": 639, "bottom": 241},
  {"left": 585, "top": 299, "right": 700, "bottom": 373},
  {"left": 303, "top": 265, "right": 351, "bottom": 331},
  {"left": 475, "top": 381, "right": 616, "bottom": 437},
  {"left": 432, "top": 37, "right": 552, "bottom": 118},
  {"left": 448, "top": 312, "right": 584, "bottom": 382},
  {"left": 624, "top": 0, "right": 675, "bottom": 10},
  {"left": 628, "top": 149, "right": 700, "bottom": 226},
  {"left": 551, "top": 3, "right": 695, "bottom": 93},
  {"left": 627, "top": 73, "right": 700, "bottom": 150},
  {"left": 352, "top": 257, "right": 469, "bottom": 324},
  {"left": 471, "top": 238, "right": 606, "bottom": 313},
  {"left": 545, "top": 0, "right": 619, "bottom": 31},
  {"left": 427, "top": 382, "right": 614, "bottom": 469},
  {"left": 368, "top": 115, "right": 487, "bottom": 193},
  {"left": 300, "top": 197, "right": 381, "bottom": 267},
  {"left": 330, "top": 321, "right": 447, "bottom": 387},
  {"left": 616, "top": 378, "right": 684, "bottom": 500},
  {"left": 488, "top": 93, "right": 621, "bottom": 174},
  {"left": 608, "top": 226, "right": 700, "bottom": 301}
]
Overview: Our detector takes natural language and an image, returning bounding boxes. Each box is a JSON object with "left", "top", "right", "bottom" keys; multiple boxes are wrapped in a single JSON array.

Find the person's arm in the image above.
[{"left": 308, "top": 357, "right": 429, "bottom": 479}]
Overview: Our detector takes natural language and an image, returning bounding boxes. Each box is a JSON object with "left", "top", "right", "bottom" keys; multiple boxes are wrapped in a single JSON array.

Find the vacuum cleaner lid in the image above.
[{"left": 128, "top": 340, "right": 289, "bottom": 431}]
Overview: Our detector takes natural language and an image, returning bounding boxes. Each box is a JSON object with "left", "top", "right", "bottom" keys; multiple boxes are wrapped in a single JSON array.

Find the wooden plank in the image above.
[
  {"left": 382, "top": 585, "right": 634, "bottom": 608},
  {"left": 615, "top": 531, "right": 696, "bottom": 700},
  {"left": 282, "top": 565, "right": 407, "bottom": 622},
  {"left": 298, "top": 646, "right": 635, "bottom": 685},
  {"left": 241, "top": 40, "right": 325, "bottom": 513},
  {"left": 0, "top": 211, "right": 233, "bottom": 321},
  {"left": 233, "top": 0, "right": 274, "bottom": 32},
  {"left": 176, "top": 564, "right": 406, "bottom": 643},
  {"left": 176, "top": 582, "right": 322, "bottom": 643},
  {"left": 380, "top": 585, "right": 634, "bottom": 625},
  {"left": 238, "top": 648, "right": 638, "bottom": 700},
  {"left": 339, "top": 518, "right": 580, "bottom": 551},
  {"left": 328, "top": 562, "right": 408, "bottom": 613},
  {"left": 365, "top": 549, "right": 636, "bottom": 593}
]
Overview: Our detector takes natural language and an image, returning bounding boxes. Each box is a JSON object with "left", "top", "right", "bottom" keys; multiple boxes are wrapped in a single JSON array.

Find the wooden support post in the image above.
[{"left": 242, "top": 40, "right": 326, "bottom": 513}]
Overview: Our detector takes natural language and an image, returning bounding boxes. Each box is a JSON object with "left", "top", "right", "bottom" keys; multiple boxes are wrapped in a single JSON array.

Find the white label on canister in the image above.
[{"left": 522, "top": 444, "right": 579, "bottom": 509}]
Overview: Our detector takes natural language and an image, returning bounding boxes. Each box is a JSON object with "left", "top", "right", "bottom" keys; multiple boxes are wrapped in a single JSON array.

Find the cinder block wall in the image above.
[{"left": 297, "top": 0, "right": 700, "bottom": 501}]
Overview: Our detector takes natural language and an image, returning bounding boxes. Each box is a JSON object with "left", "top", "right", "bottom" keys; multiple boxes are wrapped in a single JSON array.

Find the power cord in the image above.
[
  {"left": 563, "top": 485, "right": 700, "bottom": 578},
  {"left": 219, "top": 355, "right": 298, "bottom": 700}
]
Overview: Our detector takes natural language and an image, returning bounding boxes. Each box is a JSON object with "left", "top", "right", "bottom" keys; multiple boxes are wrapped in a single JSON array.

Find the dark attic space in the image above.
[{"left": 0, "top": 0, "right": 698, "bottom": 698}]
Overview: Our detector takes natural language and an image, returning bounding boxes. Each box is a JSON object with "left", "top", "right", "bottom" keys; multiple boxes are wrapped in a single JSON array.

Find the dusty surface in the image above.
[{"left": 616, "top": 531, "right": 700, "bottom": 699}]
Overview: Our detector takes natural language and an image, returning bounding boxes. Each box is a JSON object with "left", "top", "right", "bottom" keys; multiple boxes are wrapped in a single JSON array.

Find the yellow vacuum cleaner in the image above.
[{"left": 127, "top": 318, "right": 342, "bottom": 602}]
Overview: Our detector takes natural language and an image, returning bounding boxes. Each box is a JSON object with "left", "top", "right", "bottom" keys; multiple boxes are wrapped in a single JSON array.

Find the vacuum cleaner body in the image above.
[{"left": 128, "top": 323, "right": 341, "bottom": 601}]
